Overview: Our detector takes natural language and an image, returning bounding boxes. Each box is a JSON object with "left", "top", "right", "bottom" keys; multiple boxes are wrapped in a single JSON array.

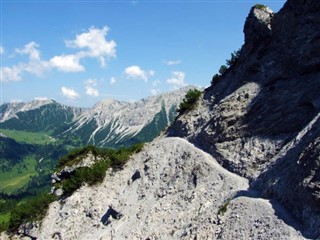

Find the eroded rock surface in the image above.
[
  {"left": 168, "top": 0, "right": 320, "bottom": 237},
  {"left": 17, "top": 138, "right": 303, "bottom": 240}
]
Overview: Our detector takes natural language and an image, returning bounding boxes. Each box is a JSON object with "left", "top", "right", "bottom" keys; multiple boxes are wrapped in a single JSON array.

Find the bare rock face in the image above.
[
  {"left": 168, "top": 0, "right": 320, "bottom": 237},
  {"left": 17, "top": 138, "right": 303, "bottom": 240},
  {"left": 253, "top": 113, "right": 320, "bottom": 238},
  {"left": 243, "top": 5, "right": 274, "bottom": 53}
]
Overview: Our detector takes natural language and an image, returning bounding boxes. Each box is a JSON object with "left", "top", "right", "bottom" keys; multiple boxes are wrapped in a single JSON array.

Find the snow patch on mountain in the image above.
[{"left": 0, "top": 99, "right": 55, "bottom": 122}]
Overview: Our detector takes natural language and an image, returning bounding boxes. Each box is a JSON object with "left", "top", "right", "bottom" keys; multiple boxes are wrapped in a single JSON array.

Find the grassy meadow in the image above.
[{"left": 1, "top": 129, "right": 55, "bottom": 145}]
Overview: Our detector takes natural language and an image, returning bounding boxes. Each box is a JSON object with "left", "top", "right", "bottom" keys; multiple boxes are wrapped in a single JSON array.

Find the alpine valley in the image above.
[
  {"left": 1, "top": 87, "right": 191, "bottom": 148},
  {"left": 0, "top": 87, "right": 190, "bottom": 215}
]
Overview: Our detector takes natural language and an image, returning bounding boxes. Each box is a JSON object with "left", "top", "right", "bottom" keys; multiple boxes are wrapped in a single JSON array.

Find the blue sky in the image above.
[{"left": 1, "top": 0, "right": 285, "bottom": 107}]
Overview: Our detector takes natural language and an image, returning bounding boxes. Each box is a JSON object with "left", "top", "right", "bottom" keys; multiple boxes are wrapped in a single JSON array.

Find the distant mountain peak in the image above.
[{"left": 0, "top": 87, "right": 193, "bottom": 147}]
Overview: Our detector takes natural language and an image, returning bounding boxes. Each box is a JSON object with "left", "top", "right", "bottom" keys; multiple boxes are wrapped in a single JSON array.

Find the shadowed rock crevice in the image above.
[{"left": 100, "top": 205, "right": 123, "bottom": 226}]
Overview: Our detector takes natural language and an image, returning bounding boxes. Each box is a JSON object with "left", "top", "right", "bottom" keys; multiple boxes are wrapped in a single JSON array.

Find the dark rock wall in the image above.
[{"left": 167, "top": 0, "right": 320, "bottom": 237}]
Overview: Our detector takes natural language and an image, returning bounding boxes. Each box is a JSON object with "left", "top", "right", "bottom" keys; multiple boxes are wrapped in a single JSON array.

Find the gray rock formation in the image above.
[
  {"left": 168, "top": 0, "right": 320, "bottom": 238},
  {"left": 6, "top": 138, "right": 304, "bottom": 240}
]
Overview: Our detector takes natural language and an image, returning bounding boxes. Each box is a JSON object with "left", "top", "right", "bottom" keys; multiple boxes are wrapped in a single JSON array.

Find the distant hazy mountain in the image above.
[{"left": 0, "top": 87, "right": 191, "bottom": 148}]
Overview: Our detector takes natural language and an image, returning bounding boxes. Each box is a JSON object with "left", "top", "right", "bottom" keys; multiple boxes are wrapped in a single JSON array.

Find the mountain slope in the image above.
[
  {"left": 15, "top": 138, "right": 303, "bottom": 240},
  {"left": 0, "top": 100, "right": 83, "bottom": 135},
  {"left": 1, "top": 87, "right": 190, "bottom": 148},
  {"left": 61, "top": 87, "right": 189, "bottom": 147},
  {"left": 167, "top": 1, "right": 320, "bottom": 237}
]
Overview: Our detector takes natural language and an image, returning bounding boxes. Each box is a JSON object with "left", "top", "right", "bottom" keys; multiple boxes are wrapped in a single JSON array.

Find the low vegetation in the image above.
[
  {"left": 217, "top": 199, "right": 231, "bottom": 215},
  {"left": 59, "top": 143, "right": 144, "bottom": 196},
  {"left": 0, "top": 143, "right": 144, "bottom": 234},
  {"left": 1, "top": 129, "right": 56, "bottom": 145},
  {"left": 255, "top": 4, "right": 267, "bottom": 10},
  {"left": 0, "top": 156, "right": 38, "bottom": 194},
  {"left": 177, "top": 88, "right": 202, "bottom": 113},
  {"left": 8, "top": 193, "right": 57, "bottom": 233},
  {"left": 211, "top": 49, "right": 241, "bottom": 84}
]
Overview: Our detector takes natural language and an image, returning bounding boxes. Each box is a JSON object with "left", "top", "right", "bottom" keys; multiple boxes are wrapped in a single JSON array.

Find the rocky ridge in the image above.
[
  {"left": 168, "top": 0, "right": 320, "bottom": 238},
  {"left": 2, "top": 138, "right": 304, "bottom": 240}
]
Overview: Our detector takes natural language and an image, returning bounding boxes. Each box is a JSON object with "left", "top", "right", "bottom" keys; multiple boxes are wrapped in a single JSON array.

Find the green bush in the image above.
[
  {"left": 4, "top": 143, "right": 145, "bottom": 233},
  {"left": 61, "top": 143, "right": 144, "bottom": 196},
  {"left": 8, "top": 193, "right": 57, "bottom": 232},
  {"left": 218, "top": 65, "right": 228, "bottom": 75},
  {"left": 211, "top": 74, "right": 220, "bottom": 83},
  {"left": 217, "top": 199, "right": 231, "bottom": 215},
  {"left": 255, "top": 4, "right": 267, "bottom": 10},
  {"left": 211, "top": 49, "right": 241, "bottom": 85},
  {"left": 226, "top": 49, "right": 241, "bottom": 67},
  {"left": 57, "top": 145, "right": 98, "bottom": 170},
  {"left": 62, "top": 160, "right": 110, "bottom": 196},
  {"left": 177, "top": 89, "right": 202, "bottom": 113}
]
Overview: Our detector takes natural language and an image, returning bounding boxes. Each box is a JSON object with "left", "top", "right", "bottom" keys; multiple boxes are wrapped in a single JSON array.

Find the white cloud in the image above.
[
  {"left": 84, "top": 78, "right": 97, "bottom": 86},
  {"left": 84, "top": 79, "right": 99, "bottom": 97},
  {"left": 66, "top": 26, "right": 116, "bottom": 67},
  {"left": 1, "top": 66, "right": 22, "bottom": 81},
  {"left": 1, "top": 42, "right": 55, "bottom": 82},
  {"left": 110, "top": 77, "right": 116, "bottom": 85},
  {"left": 61, "top": 86, "right": 79, "bottom": 99},
  {"left": 9, "top": 99, "right": 23, "bottom": 103},
  {"left": 50, "top": 54, "right": 84, "bottom": 72},
  {"left": 150, "top": 88, "right": 160, "bottom": 96},
  {"left": 1, "top": 26, "right": 117, "bottom": 82},
  {"left": 16, "top": 42, "right": 41, "bottom": 61},
  {"left": 166, "top": 71, "right": 187, "bottom": 88},
  {"left": 124, "top": 65, "right": 154, "bottom": 82},
  {"left": 86, "top": 86, "right": 99, "bottom": 97},
  {"left": 164, "top": 60, "right": 181, "bottom": 66},
  {"left": 1, "top": 42, "right": 51, "bottom": 82},
  {"left": 34, "top": 97, "right": 50, "bottom": 101},
  {"left": 152, "top": 80, "right": 161, "bottom": 87},
  {"left": 149, "top": 70, "right": 155, "bottom": 77}
]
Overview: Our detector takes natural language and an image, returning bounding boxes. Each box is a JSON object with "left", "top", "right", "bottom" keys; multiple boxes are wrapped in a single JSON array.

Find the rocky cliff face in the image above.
[
  {"left": 3, "top": 138, "right": 304, "bottom": 240},
  {"left": 168, "top": 0, "right": 320, "bottom": 238}
]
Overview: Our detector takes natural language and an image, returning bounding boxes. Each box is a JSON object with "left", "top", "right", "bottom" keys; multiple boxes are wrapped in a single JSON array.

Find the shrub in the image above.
[
  {"left": 226, "top": 49, "right": 241, "bottom": 67},
  {"left": 8, "top": 193, "right": 57, "bottom": 232},
  {"left": 5, "top": 143, "right": 145, "bottom": 233},
  {"left": 177, "top": 89, "right": 202, "bottom": 113},
  {"left": 61, "top": 143, "right": 144, "bottom": 196},
  {"left": 57, "top": 145, "right": 98, "bottom": 170},
  {"left": 219, "top": 65, "right": 228, "bottom": 75},
  {"left": 255, "top": 4, "right": 267, "bottom": 10},
  {"left": 217, "top": 199, "right": 231, "bottom": 215},
  {"left": 211, "top": 74, "right": 221, "bottom": 84},
  {"left": 211, "top": 49, "right": 241, "bottom": 85},
  {"left": 62, "top": 160, "right": 110, "bottom": 195}
]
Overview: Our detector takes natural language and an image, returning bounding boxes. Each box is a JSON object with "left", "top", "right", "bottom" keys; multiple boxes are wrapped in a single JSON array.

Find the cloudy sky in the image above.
[{"left": 1, "top": 0, "right": 285, "bottom": 107}]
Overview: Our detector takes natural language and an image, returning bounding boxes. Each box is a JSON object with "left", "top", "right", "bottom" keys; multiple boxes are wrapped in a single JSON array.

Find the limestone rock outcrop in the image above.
[
  {"left": 168, "top": 0, "right": 320, "bottom": 237},
  {"left": 14, "top": 138, "right": 304, "bottom": 240}
]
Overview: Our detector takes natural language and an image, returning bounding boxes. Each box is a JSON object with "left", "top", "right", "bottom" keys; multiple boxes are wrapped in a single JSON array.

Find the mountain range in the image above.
[{"left": 1, "top": 87, "right": 190, "bottom": 148}]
